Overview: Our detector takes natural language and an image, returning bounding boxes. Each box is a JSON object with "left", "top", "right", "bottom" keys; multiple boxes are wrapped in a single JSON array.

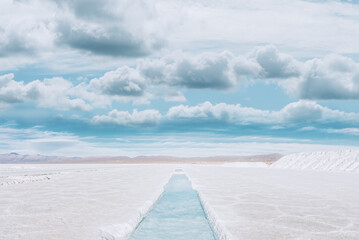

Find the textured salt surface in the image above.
[
  {"left": 0, "top": 174, "right": 51, "bottom": 186},
  {"left": 186, "top": 166, "right": 359, "bottom": 240},
  {"left": 0, "top": 164, "right": 174, "bottom": 240},
  {"left": 129, "top": 173, "right": 217, "bottom": 240},
  {"left": 1, "top": 163, "right": 359, "bottom": 240},
  {"left": 222, "top": 162, "right": 268, "bottom": 168},
  {"left": 272, "top": 150, "right": 359, "bottom": 172}
]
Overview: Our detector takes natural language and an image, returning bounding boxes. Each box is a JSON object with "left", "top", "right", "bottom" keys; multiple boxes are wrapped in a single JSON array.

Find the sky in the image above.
[{"left": 1, "top": 0, "right": 359, "bottom": 157}]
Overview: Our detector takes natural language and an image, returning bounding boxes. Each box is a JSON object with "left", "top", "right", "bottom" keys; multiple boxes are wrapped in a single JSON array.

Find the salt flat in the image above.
[
  {"left": 1, "top": 163, "right": 359, "bottom": 240},
  {"left": 0, "top": 164, "right": 174, "bottom": 240},
  {"left": 186, "top": 166, "right": 359, "bottom": 240}
]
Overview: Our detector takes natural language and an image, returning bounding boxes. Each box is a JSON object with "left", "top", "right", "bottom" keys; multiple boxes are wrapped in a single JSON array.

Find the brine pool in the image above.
[{"left": 129, "top": 173, "right": 218, "bottom": 240}]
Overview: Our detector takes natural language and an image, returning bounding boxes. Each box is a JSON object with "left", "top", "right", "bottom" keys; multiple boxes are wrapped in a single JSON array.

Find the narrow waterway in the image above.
[{"left": 129, "top": 173, "right": 217, "bottom": 240}]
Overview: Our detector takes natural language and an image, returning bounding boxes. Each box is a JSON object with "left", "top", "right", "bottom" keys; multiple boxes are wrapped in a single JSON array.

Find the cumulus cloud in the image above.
[
  {"left": 277, "top": 100, "right": 359, "bottom": 123},
  {"left": 87, "top": 99, "right": 359, "bottom": 129},
  {"left": 166, "top": 101, "right": 272, "bottom": 124},
  {"left": 250, "top": 45, "right": 301, "bottom": 79},
  {"left": 50, "top": 0, "right": 118, "bottom": 21},
  {"left": 53, "top": 0, "right": 163, "bottom": 57},
  {"left": 3, "top": 0, "right": 359, "bottom": 73},
  {"left": 85, "top": 49, "right": 262, "bottom": 98},
  {"left": 56, "top": 21, "right": 157, "bottom": 57},
  {"left": 0, "top": 73, "right": 37, "bottom": 104},
  {"left": 283, "top": 54, "right": 359, "bottom": 99},
  {"left": 90, "top": 66, "right": 145, "bottom": 96},
  {"left": 0, "top": 73, "right": 93, "bottom": 111},
  {"left": 2, "top": 46, "right": 359, "bottom": 112},
  {"left": 0, "top": 0, "right": 163, "bottom": 65},
  {"left": 28, "top": 77, "right": 93, "bottom": 111},
  {"left": 174, "top": 53, "right": 235, "bottom": 89},
  {"left": 139, "top": 52, "right": 241, "bottom": 90},
  {"left": 279, "top": 101, "right": 323, "bottom": 123},
  {"left": 166, "top": 100, "right": 359, "bottom": 125},
  {"left": 0, "top": 71, "right": 182, "bottom": 112},
  {"left": 92, "top": 109, "right": 161, "bottom": 126},
  {"left": 135, "top": 46, "right": 359, "bottom": 99},
  {"left": 0, "top": 1, "right": 56, "bottom": 60},
  {"left": 72, "top": 46, "right": 300, "bottom": 95},
  {"left": 0, "top": 30, "right": 35, "bottom": 57}
]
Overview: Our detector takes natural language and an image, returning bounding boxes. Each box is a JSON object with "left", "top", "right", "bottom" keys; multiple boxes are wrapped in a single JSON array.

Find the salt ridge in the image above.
[
  {"left": 271, "top": 150, "right": 359, "bottom": 172},
  {"left": 190, "top": 173, "right": 230, "bottom": 240},
  {"left": 100, "top": 174, "right": 171, "bottom": 240},
  {"left": 0, "top": 175, "right": 51, "bottom": 186}
]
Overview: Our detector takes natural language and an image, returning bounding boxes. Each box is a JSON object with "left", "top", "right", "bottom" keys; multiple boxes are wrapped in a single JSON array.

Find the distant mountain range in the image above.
[{"left": 0, "top": 152, "right": 283, "bottom": 164}]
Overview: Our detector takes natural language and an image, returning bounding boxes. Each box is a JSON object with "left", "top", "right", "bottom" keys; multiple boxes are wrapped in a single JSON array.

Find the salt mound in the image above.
[{"left": 271, "top": 150, "right": 359, "bottom": 172}]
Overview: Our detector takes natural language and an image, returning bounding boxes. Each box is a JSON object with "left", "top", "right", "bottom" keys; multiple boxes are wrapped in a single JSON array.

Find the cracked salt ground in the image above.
[{"left": 129, "top": 173, "right": 218, "bottom": 240}]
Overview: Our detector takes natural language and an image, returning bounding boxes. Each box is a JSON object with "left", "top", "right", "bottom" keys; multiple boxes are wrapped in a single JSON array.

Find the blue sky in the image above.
[{"left": 1, "top": 0, "right": 359, "bottom": 157}]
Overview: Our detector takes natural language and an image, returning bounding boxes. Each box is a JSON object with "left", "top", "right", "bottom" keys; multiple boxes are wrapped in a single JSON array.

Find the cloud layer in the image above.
[
  {"left": 0, "top": 0, "right": 164, "bottom": 72},
  {"left": 288, "top": 55, "right": 359, "bottom": 99},
  {"left": 2, "top": 0, "right": 359, "bottom": 72},
  {"left": 2, "top": 0, "right": 359, "bottom": 157},
  {"left": 0, "top": 73, "right": 97, "bottom": 111},
  {"left": 2, "top": 125, "right": 359, "bottom": 157},
  {"left": 90, "top": 66, "right": 146, "bottom": 96},
  {"left": 54, "top": 0, "right": 163, "bottom": 57},
  {"left": 93, "top": 109, "right": 161, "bottom": 126},
  {"left": 1, "top": 45, "right": 359, "bottom": 113},
  {"left": 116, "top": 46, "right": 359, "bottom": 100},
  {"left": 92, "top": 100, "right": 359, "bottom": 127}
]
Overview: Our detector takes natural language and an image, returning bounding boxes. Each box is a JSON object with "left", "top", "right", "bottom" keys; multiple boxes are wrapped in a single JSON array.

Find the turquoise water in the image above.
[{"left": 129, "top": 173, "right": 217, "bottom": 240}]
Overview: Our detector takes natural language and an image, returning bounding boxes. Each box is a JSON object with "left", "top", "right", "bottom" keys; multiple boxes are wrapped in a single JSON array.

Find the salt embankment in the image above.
[{"left": 271, "top": 150, "right": 359, "bottom": 172}]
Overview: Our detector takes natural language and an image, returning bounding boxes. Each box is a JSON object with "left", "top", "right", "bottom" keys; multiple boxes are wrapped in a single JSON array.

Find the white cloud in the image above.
[
  {"left": 325, "top": 128, "right": 359, "bottom": 136},
  {"left": 0, "top": 126, "right": 135, "bottom": 157},
  {"left": 0, "top": 72, "right": 183, "bottom": 111},
  {"left": 0, "top": 74, "right": 93, "bottom": 111},
  {"left": 0, "top": 73, "right": 15, "bottom": 86},
  {"left": 163, "top": 90, "right": 187, "bottom": 102},
  {"left": 2, "top": 0, "right": 359, "bottom": 73},
  {"left": 282, "top": 54, "right": 359, "bottom": 99},
  {"left": 161, "top": 0, "right": 359, "bottom": 56},
  {"left": 1, "top": 126, "right": 359, "bottom": 157},
  {"left": 1, "top": 0, "right": 163, "bottom": 57},
  {"left": 139, "top": 51, "right": 243, "bottom": 90},
  {"left": 139, "top": 46, "right": 359, "bottom": 100},
  {"left": 0, "top": 0, "right": 164, "bottom": 72},
  {"left": 137, "top": 46, "right": 301, "bottom": 90},
  {"left": 54, "top": 0, "right": 164, "bottom": 57},
  {"left": 28, "top": 77, "right": 93, "bottom": 111},
  {"left": 299, "top": 126, "right": 316, "bottom": 131},
  {"left": 0, "top": 0, "right": 55, "bottom": 57},
  {"left": 166, "top": 100, "right": 359, "bottom": 124},
  {"left": 250, "top": 45, "right": 301, "bottom": 79},
  {"left": 2, "top": 46, "right": 359, "bottom": 112},
  {"left": 92, "top": 109, "right": 162, "bottom": 126},
  {"left": 90, "top": 66, "right": 146, "bottom": 96},
  {"left": 167, "top": 101, "right": 273, "bottom": 123},
  {"left": 279, "top": 101, "right": 323, "bottom": 123}
]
